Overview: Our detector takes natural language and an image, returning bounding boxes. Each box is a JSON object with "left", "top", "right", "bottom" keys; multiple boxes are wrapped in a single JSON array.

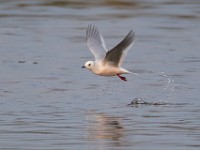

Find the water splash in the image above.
[
  {"left": 127, "top": 97, "right": 189, "bottom": 107},
  {"left": 130, "top": 70, "right": 175, "bottom": 105},
  {"left": 159, "top": 71, "right": 175, "bottom": 101},
  {"left": 127, "top": 98, "right": 168, "bottom": 106}
]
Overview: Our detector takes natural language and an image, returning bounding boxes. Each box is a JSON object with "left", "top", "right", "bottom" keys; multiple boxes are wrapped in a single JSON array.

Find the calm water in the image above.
[{"left": 0, "top": 0, "right": 200, "bottom": 149}]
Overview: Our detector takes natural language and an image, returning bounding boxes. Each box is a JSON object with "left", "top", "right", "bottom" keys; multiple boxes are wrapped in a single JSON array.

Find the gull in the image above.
[{"left": 82, "top": 25, "right": 135, "bottom": 81}]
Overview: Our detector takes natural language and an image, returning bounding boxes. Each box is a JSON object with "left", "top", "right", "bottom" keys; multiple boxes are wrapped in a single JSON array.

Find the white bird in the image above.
[{"left": 82, "top": 25, "right": 135, "bottom": 81}]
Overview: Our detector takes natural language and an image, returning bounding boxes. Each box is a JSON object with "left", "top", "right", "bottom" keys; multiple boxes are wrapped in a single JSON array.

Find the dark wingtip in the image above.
[{"left": 128, "top": 30, "right": 135, "bottom": 39}]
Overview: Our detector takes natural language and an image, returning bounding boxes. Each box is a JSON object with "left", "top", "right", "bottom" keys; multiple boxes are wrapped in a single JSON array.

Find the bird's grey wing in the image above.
[
  {"left": 86, "top": 25, "right": 107, "bottom": 60},
  {"left": 104, "top": 30, "right": 135, "bottom": 67}
]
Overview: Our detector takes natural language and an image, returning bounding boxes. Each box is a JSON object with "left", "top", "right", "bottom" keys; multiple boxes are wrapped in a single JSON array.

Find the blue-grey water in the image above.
[{"left": 0, "top": 0, "right": 200, "bottom": 149}]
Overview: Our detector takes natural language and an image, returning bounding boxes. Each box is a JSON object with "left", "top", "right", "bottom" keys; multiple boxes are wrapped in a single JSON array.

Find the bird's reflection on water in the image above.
[{"left": 86, "top": 112, "right": 124, "bottom": 144}]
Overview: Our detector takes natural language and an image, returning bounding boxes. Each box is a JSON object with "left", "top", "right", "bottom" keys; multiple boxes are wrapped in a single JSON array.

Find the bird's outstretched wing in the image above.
[
  {"left": 86, "top": 25, "right": 107, "bottom": 60},
  {"left": 104, "top": 30, "right": 135, "bottom": 67}
]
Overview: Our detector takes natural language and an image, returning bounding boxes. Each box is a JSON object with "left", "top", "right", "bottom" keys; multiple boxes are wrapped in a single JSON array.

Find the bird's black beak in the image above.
[{"left": 82, "top": 66, "right": 85, "bottom": 69}]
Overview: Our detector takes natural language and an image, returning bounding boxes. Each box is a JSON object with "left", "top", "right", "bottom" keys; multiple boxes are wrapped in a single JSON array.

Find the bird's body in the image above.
[
  {"left": 87, "top": 60, "right": 131, "bottom": 76},
  {"left": 82, "top": 25, "right": 135, "bottom": 81}
]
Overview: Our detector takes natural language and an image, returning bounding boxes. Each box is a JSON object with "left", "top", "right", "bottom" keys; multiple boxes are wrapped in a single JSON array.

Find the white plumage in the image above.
[{"left": 82, "top": 25, "right": 135, "bottom": 81}]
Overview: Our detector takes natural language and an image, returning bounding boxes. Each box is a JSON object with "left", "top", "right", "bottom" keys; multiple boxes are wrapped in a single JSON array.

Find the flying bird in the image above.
[{"left": 82, "top": 25, "right": 135, "bottom": 81}]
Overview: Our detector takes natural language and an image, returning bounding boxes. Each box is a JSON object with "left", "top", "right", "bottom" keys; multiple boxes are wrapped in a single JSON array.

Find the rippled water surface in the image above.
[{"left": 0, "top": 0, "right": 200, "bottom": 149}]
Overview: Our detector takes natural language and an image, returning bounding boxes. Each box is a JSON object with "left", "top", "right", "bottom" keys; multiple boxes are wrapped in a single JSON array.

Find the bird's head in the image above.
[{"left": 82, "top": 61, "right": 95, "bottom": 70}]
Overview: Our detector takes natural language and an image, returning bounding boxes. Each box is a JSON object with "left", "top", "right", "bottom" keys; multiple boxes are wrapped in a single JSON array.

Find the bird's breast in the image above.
[{"left": 93, "top": 66, "right": 121, "bottom": 76}]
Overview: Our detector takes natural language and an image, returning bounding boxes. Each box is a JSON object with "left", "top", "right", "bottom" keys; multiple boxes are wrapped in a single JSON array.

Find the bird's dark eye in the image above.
[{"left": 88, "top": 64, "right": 91, "bottom": 66}]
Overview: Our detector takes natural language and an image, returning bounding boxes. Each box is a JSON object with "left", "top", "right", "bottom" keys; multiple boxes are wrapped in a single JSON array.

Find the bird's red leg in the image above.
[{"left": 117, "top": 74, "right": 127, "bottom": 81}]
